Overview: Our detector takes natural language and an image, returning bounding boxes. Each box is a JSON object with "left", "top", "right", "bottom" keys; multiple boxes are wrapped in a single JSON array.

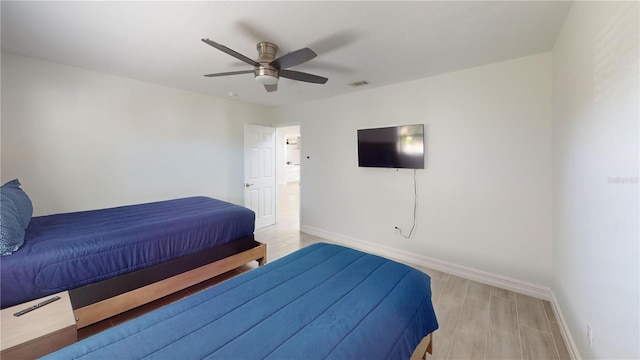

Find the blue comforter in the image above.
[
  {"left": 1, "top": 197, "right": 255, "bottom": 308},
  {"left": 43, "top": 243, "right": 438, "bottom": 360}
]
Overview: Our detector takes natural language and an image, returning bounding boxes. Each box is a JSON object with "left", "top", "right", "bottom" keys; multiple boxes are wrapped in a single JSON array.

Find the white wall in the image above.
[
  {"left": 1, "top": 53, "right": 272, "bottom": 215},
  {"left": 273, "top": 53, "right": 553, "bottom": 287},
  {"left": 552, "top": 1, "right": 639, "bottom": 358}
]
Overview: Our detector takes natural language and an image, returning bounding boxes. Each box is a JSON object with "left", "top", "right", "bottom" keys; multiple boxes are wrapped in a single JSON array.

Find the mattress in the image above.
[
  {"left": 1, "top": 197, "right": 255, "bottom": 309},
  {"left": 43, "top": 243, "right": 439, "bottom": 359}
]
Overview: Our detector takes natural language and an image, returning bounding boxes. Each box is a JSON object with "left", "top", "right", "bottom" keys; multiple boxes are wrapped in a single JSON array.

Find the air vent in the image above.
[{"left": 349, "top": 80, "right": 370, "bottom": 87}]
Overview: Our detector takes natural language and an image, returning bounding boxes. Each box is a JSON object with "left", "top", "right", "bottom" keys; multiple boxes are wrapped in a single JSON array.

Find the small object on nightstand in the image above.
[{"left": 13, "top": 296, "right": 61, "bottom": 317}]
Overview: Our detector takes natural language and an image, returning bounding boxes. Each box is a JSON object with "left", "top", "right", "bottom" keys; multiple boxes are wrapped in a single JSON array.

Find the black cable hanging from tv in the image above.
[{"left": 395, "top": 169, "right": 418, "bottom": 238}]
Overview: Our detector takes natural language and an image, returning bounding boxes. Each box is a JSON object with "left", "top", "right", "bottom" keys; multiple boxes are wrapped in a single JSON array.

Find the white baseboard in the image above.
[
  {"left": 550, "top": 291, "right": 582, "bottom": 360},
  {"left": 301, "top": 225, "right": 582, "bottom": 359},
  {"left": 301, "top": 225, "right": 582, "bottom": 358},
  {"left": 301, "top": 225, "right": 552, "bottom": 300}
]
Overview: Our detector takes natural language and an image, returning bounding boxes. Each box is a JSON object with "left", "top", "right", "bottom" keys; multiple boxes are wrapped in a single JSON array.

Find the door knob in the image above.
[{"left": 245, "top": 183, "right": 254, "bottom": 188}]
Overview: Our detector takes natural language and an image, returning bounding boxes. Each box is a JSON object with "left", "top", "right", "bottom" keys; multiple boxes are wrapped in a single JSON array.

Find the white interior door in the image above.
[{"left": 244, "top": 124, "right": 276, "bottom": 229}]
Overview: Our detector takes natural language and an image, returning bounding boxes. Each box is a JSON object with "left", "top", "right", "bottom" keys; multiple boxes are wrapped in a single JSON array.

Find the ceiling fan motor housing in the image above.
[{"left": 255, "top": 42, "right": 279, "bottom": 84}]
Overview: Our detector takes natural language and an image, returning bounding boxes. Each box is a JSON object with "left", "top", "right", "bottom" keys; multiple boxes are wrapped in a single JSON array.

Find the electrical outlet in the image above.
[{"left": 587, "top": 323, "right": 593, "bottom": 346}]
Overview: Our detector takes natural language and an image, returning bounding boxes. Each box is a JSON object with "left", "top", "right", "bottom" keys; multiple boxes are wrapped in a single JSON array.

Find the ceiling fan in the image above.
[{"left": 202, "top": 39, "right": 328, "bottom": 92}]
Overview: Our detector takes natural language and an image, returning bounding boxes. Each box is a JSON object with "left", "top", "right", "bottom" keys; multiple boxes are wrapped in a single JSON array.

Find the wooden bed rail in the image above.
[{"left": 71, "top": 239, "right": 266, "bottom": 328}]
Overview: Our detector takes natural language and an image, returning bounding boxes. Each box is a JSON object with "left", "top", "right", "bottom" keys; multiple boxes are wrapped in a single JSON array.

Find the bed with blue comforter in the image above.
[
  {"left": 1, "top": 197, "right": 264, "bottom": 327},
  {"left": 43, "top": 242, "right": 438, "bottom": 360}
]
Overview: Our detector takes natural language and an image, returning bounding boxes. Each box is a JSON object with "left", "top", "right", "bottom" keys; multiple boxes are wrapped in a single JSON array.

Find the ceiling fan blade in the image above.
[
  {"left": 264, "top": 84, "right": 278, "bottom": 92},
  {"left": 270, "top": 48, "right": 317, "bottom": 70},
  {"left": 202, "top": 38, "right": 259, "bottom": 67},
  {"left": 204, "top": 70, "right": 254, "bottom": 77},
  {"left": 280, "top": 69, "right": 328, "bottom": 84}
]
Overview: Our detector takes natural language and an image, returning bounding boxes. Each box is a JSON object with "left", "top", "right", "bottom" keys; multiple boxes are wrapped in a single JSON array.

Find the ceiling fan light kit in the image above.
[
  {"left": 255, "top": 73, "right": 279, "bottom": 85},
  {"left": 202, "top": 38, "right": 328, "bottom": 92}
]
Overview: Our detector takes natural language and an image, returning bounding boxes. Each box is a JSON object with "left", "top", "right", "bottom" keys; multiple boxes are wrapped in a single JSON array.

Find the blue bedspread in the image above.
[
  {"left": 1, "top": 197, "right": 255, "bottom": 308},
  {"left": 43, "top": 243, "right": 438, "bottom": 360}
]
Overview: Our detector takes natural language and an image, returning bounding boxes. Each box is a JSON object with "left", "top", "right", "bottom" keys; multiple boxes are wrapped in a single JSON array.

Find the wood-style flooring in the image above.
[{"left": 79, "top": 183, "right": 570, "bottom": 359}]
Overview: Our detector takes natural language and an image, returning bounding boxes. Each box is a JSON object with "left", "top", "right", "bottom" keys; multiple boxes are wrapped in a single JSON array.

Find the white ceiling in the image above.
[{"left": 1, "top": 1, "right": 572, "bottom": 108}]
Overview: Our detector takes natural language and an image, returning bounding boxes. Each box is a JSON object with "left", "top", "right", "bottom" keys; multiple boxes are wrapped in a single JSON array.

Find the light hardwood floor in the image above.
[{"left": 79, "top": 183, "right": 570, "bottom": 359}]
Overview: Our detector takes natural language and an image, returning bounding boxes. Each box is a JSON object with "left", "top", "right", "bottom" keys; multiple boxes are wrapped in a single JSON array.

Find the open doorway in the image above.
[{"left": 276, "top": 126, "right": 300, "bottom": 230}]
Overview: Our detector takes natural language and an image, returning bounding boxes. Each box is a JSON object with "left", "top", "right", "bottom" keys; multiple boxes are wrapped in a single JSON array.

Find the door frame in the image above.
[{"left": 274, "top": 122, "right": 302, "bottom": 227}]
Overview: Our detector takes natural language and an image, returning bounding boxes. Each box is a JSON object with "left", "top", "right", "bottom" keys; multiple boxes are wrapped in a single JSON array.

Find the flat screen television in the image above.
[{"left": 357, "top": 124, "right": 425, "bottom": 169}]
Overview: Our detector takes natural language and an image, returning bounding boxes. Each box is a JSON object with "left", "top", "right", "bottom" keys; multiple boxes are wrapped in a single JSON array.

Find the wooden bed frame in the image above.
[
  {"left": 411, "top": 333, "right": 434, "bottom": 360},
  {"left": 69, "top": 236, "right": 266, "bottom": 328}
]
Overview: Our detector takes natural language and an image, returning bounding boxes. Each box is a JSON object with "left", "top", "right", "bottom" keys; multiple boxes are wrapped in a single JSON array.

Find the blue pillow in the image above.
[
  {"left": 0, "top": 195, "right": 26, "bottom": 255},
  {"left": 1, "top": 179, "right": 33, "bottom": 228},
  {"left": 0, "top": 179, "right": 32, "bottom": 255}
]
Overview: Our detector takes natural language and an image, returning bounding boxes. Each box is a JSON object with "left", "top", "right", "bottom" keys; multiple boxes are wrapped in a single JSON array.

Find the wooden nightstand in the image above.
[{"left": 1, "top": 291, "right": 77, "bottom": 359}]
